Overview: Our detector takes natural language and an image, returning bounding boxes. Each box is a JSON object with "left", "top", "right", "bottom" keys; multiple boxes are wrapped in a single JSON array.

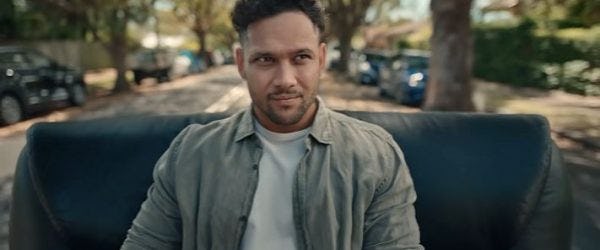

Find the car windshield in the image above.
[
  {"left": 0, "top": 52, "right": 28, "bottom": 69},
  {"left": 404, "top": 56, "right": 428, "bottom": 69},
  {"left": 136, "top": 51, "right": 156, "bottom": 62}
]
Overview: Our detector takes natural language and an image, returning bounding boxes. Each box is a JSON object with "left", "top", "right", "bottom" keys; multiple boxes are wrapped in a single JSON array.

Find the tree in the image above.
[
  {"left": 172, "top": 0, "right": 235, "bottom": 63},
  {"left": 1, "top": 1, "right": 88, "bottom": 41},
  {"left": 209, "top": 7, "right": 238, "bottom": 52},
  {"left": 37, "top": 0, "right": 154, "bottom": 93},
  {"left": 424, "top": 0, "right": 475, "bottom": 111},
  {"left": 0, "top": 0, "right": 16, "bottom": 41},
  {"left": 323, "top": 0, "right": 379, "bottom": 72},
  {"left": 522, "top": 0, "right": 599, "bottom": 27},
  {"left": 569, "top": 0, "right": 600, "bottom": 26}
]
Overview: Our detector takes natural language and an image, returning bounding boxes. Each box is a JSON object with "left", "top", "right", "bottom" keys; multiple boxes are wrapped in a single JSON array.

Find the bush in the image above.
[
  {"left": 473, "top": 19, "right": 548, "bottom": 88},
  {"left": 473, "top": 20, "right": 600, "bottom": 95}
]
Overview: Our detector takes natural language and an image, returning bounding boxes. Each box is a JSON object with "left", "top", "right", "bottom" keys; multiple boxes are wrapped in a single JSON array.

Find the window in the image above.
[
  {"left": 0, "top": 52, "right": 29, "bottom": 69},
  {"left": 25, "top": 52, "right": 52, "bottom": 68}
]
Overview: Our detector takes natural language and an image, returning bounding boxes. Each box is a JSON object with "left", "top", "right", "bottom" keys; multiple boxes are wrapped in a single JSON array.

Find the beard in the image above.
[{"left": 256, "top": 88, "right": 317, "bottom": 126}]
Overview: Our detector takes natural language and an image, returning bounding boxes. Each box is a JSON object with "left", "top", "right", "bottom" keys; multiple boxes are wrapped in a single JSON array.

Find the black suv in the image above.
[{"left": 0, "top": 46, "right": 87, "bottom": 125}]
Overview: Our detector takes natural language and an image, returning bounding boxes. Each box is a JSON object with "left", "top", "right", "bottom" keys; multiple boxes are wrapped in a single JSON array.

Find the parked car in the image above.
[
  {"left": 129, "top": 49, "right": 208, "bottom": 85},
  {"left": 0, "top": 46, "right": 87, "bottom": 125},
  {"left": 357, "top": 49, "right": 395, "bottom": 85},
  {"left": 176, "top": 50, "right": 207, "bottom": 74},
  {"left": 129, "top": 49, "right": 176, "bottom": 85},
  {"left": 378, "top": 50, "right": 430, "bottom": 106}
]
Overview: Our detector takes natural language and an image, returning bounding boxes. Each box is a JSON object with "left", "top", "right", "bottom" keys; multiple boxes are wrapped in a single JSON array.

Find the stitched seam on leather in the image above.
[
  {"left": 512, "top": 117, "right": 552, "bottom": 247},
  {"left": 26, "top": 127, "right": 71, "bottom": 245}
]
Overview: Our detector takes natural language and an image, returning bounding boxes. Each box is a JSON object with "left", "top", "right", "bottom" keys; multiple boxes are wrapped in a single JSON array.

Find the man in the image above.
[{"left": 121, "top": 0, "right": 423, "bottom": 249}]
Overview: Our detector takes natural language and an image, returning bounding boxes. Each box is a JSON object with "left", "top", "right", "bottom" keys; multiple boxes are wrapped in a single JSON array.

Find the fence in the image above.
[{"left": 1, "top": 40, "right": 112, "bottom": 71}]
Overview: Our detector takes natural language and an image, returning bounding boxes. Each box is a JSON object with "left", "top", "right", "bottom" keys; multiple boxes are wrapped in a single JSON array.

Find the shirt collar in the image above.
[
  {"left": 234, "top": 106, "right": 255, "bottom": 142},
  {"left": 308, "top": 97, "right": 333, "bottom": 144},
  {"left": 233, "top": 97, "right": 333, "bottom": 144}
]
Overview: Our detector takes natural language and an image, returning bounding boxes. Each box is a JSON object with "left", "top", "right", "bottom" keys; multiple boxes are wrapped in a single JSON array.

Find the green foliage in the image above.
[
  {"left": 396, "top": 23, "right": 432, "bottom": 51},
  {"left": 0, "top": 0, "right": 17, "bottom": 40},
  {"left": 567, "top": 0, "right": 600, "bottom": 26},
  {"left": 396, "top": 40, "right": 410, "bottom": 50},
  {"left": 16, "top": 12, "right": 87, "bottom": 40},
  {"left": 554, "top": 27, "right": 600, "bottom": 66},
  {"left": 473, "top": 19, "right": 600, "bottom": 95},
  {"left": 0, "top": 0, "right": 87, "bottom": 41},
  {"left": 172, "top": 0, "right": 235, "bottom": 53},
  {"left": 473, "top": 19, "right": 545, "bottom": 87}
]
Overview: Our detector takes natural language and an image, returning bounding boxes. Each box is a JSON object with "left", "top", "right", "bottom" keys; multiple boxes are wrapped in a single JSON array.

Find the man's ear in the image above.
[
  {"left": 318, "top": 42, "right": 327, "bottom": 72},
  {"left": 235, "top": 47, "right": 246, "bottom": 79}
]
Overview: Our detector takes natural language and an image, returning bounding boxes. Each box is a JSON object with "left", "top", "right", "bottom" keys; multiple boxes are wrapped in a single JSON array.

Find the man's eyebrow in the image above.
[
  {"left": 294, "top": 48, "right": 315, "bottom": 55},
  {"left": 249, "top": 48, "right": 315, "bottom": 59},
  {"left": 249, "top": 52, "right": 273, "bottom": 59}
]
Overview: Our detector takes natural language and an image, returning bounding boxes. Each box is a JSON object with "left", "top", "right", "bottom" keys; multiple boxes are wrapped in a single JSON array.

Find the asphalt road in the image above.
[{"left": 0, "top": 137, "right": 24, "bottom": 178}]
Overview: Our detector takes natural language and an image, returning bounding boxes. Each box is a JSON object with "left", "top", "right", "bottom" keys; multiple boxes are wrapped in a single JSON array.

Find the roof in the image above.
[{"left": 482, "top": 0, "right": 520, "bottom": 12}]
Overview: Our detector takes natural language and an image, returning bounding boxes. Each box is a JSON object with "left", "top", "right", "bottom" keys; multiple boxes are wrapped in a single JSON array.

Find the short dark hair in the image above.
[{"left": 231, "top": 0, "right": 326, "bottom": 43}]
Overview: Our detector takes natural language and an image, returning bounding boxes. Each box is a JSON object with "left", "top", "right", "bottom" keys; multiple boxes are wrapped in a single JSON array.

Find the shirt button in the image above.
[
  {"left": 239, "top": 216, "right": 248, "bottom": 222},
  {"left": 252, "top": 164, "right": 258, "bottom": 170}
]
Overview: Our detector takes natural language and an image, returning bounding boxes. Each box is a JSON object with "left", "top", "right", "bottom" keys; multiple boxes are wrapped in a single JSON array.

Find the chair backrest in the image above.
[{"left": 9, "top": 111, "right": 571, "bottom": 250}]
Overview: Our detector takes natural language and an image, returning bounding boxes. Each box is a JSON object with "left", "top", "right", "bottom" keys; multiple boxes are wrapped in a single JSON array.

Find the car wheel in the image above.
[
  {"left": 133, "top": 72, "right": 143, "bottom": 85},
  {"left": 360, "top": 75, "right": 371, "bottom": 85},
  {"left": 157, "top": 70, "right": 171, "bottom": 83},
  {"left": 0, "top": 94, "right": 23, "bottom": 125},
  {"left": 69, "top": 84, "right": 87, "bottom": 106},
  {"left": 392, "top": 89, "right": 404, "bottom": 104},
  {"left": 379, "top": 89, "right": 388, "bottom": 97}
]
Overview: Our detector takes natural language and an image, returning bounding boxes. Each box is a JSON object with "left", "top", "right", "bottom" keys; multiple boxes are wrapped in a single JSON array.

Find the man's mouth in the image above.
[
  {"left": 270, "top": 93, "right": 301, "bottom": 106},
  {"left": 271, "top": 94, "right": 300, "bottom": 101}
]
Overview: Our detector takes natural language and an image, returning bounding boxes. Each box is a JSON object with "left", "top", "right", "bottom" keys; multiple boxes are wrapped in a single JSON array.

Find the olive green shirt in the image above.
[{"left": 121, "top": 104, "right": 423, "bottom": 250}]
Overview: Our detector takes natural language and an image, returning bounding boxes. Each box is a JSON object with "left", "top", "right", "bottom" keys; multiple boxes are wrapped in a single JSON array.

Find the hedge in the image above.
[{"left": 473, "top": 20, "right": 599, "bottom": 95}]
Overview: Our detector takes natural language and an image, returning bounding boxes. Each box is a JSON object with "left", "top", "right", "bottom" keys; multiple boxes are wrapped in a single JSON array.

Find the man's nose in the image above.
[{"left": 274, "top": 62, "right": 297, "bottom": 89}]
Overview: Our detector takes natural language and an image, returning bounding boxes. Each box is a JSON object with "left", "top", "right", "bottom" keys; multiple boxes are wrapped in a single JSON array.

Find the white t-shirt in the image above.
[{"left": 240, "top": 120, "right": 310, "bottom": 250}]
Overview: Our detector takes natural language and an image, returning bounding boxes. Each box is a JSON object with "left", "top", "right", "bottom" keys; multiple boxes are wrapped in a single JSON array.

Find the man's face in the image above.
[{"left": 235, "top": 11, "right": 326, "bottom": 133}]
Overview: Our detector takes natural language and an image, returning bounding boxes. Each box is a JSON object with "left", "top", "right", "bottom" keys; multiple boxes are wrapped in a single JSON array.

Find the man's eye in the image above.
[
  {"left": 294, "top": 54, "right": 312, "bottom": 63},
  {"left": 254, "top": 57, "right": 274, "bottom": 64}
]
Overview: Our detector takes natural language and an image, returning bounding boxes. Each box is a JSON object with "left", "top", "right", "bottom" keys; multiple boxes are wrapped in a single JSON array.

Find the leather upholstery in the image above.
[{"left": 9, "top": 112, "right": 572, "bottom": 249}]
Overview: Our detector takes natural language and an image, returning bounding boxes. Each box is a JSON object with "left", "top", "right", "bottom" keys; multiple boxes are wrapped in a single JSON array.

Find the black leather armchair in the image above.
[{"left": 10, "top": 112, "right": 572, "bottom": 249}]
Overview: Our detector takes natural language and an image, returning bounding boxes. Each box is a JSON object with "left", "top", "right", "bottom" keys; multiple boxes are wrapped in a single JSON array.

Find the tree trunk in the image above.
[
  {"left": 109, "top": 27, "right": 131, "bottom": 94},
  {"left": 109, "top": 39, "right": 130, "bottom": 93},
  {"left": 154, "top": 14, "right": 161, "bottom": 48},
  {"left": 108, "top": 9, "right": 131, "bottom": 93},
  {"left": 324, "top": 0, "right": 373, "bottom": 73},
  {"left": 337, "top": 32, "right": 353, "bottom": 73},
  {"left": 424, "top": 0, "right": 475, "bottom": 111},
  {"left": 196, "top": 30, "right": 213, "bottom": 67},
  {"left": 0, "top": 0, "right": 16, "bottom": 40},
  {"left": 198, "top": 30, "right": 207, "bottom": 53}
]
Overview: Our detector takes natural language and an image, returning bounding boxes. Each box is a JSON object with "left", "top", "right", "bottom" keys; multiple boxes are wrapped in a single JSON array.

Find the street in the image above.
[{"left": 0, "top": 65, "right": 598, "bottom": 249}]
